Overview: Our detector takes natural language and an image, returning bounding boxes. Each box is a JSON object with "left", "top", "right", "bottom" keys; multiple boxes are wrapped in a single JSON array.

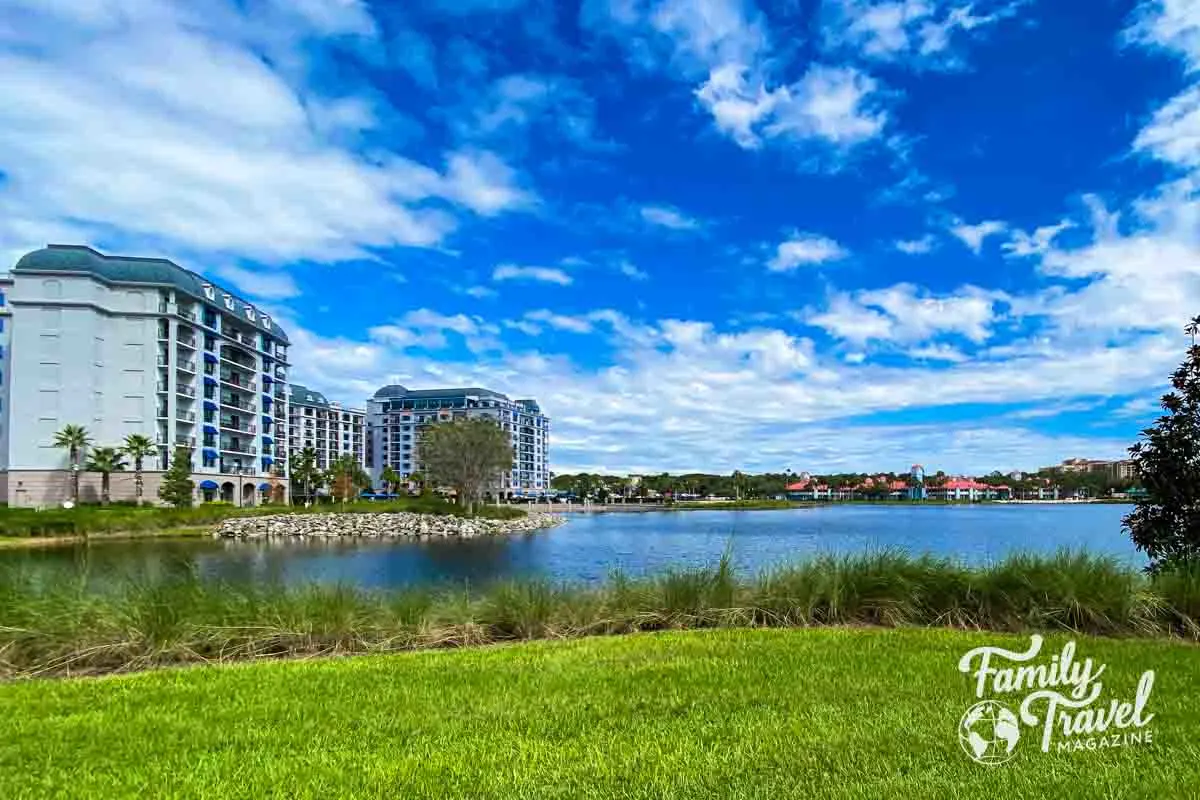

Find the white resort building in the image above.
[
  {"left": 287, "top": 384, "right": 366, "bottom": 471},
  {"left": 1, "top": 245, "right": 290, "bottom": 507}
]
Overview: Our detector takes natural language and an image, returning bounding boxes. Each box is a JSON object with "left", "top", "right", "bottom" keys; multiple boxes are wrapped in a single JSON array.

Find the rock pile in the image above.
[{"left": 215, "top": 511, "right": 565, "bottom": 540}]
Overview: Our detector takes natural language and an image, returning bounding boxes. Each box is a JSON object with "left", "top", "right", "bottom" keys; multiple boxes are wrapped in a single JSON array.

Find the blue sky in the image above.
[{"left": 2, "top": 0, "right": 1198, "bottom": 475}]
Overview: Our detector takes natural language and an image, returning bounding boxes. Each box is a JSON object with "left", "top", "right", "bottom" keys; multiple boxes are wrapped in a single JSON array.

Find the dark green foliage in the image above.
[
  {"left": 421, "top": 418, "right": 512, "bottom": 514},
  {"left": 158, "top": 447, "right": 195, "bottom": 508},
  {"left": 1125, "top": 316, "right": 1200, "bottom": 572}
]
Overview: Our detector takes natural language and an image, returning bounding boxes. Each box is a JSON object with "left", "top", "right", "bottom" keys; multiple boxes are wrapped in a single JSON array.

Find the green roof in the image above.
[
  {"left": 14, "top": 245, "right": 289, "bottom": 343},
  {"left": 373, "top": 384, "right": 512, "bottom": 401},
  {"left": 289, "top": 383, "right": 331, "bottom": 408}
]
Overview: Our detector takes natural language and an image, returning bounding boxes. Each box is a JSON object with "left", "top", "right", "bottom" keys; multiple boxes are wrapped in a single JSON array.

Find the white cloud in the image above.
[
  {"left": 524, "top": 310, "right": 596, "bottom": 333},
  {"left": 1124, "top": 0, "right": 1200, "bottom": 70},
  {"left": 764, "top": 64, "right": 888, "bottom": 148},
  {"left": 618, "top": 260, "right": 650, "bottom": 280},
  {"left": 907, "top": 343, "right": 968, "bottom": 362},
  {"left": 806, "top": 283, "right": 1002, "bottom": 345},
  {"left": 1002, "top": 220, "right": 1073, "bottom": 258},
  {"left": 492, "top": 264, "right": 573, "bottom": 285},
  {"left": 0, "top": 0, "right": 538, "bottom": 266},
  {"left": 464, "top": 285, "right": 497, "bottom": 298},
  {"left": 950, "top": 219, "right": 1007, "bottom": 253},
  {"left": 768, "top": 233, "right": 849, "bottom": 271},
  {"left": 640, "top": 204, "right": 703, "bottom": 230},
  {"left": 1133, "top": 85, "right": 1200, "bottom": 169},
  {"left": 212, "top": 264, "right": 301, "bottom": 300},
  {"left": 895, "top": 234, "right": 935, "bottom": 254},
  {"left": 823, "top": 0, "right": 1028, "bottom": 69}
]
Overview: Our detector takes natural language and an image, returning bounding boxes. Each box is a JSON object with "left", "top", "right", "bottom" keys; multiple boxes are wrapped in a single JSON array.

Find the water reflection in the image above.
[{"left": 0, "top": 504, "right": 1142, "bottom": 591}]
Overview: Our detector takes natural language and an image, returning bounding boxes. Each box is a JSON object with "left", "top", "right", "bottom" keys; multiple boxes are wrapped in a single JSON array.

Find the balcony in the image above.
[
  {"left": 155, "top": 433, "right": 169, "bottom": 445},
  {"left": 156, "top": 408, "right": 168, "bottom": 419},
  {"left": 220, "top": 395, "right": 255, "bottom": 412},
  {"left": 176, "top": 385, "right": 196, "bottom": 398},
  {"left": 274, "top": 367, "right": 286, "bottom": 380},
  {"left": 219, "top": 372, "right": 257, "bottom": 392},
  {"left": 175, "top": 435, "right": 196, "bottom": 447},
  {"left": 176, "top": 359, "right": 196, "bottom": 374},
  {"left": 178, "top": 307, "right": 197, "bottom": 322},
  {"left": 221, "top": 442, "right": 258, "bottom": 456},
  {"left": 177, "top": 335, "right": 197, "bottom": 350},
  {"left": 177, "top": 410, "right": 196, "bottom": 422},
  {"left": 220, "top": 418, "right": 257, "bottom": 434},
  {"left": 220, "top": 354, "right": 257, "bottom": 375},
  {"left": 157, "top": 354, "right": 169, "bottom": 366},
  {"left": 220, "top": 464, "right": 258, "bottom": 476},
  {"left": 222, "top": 328, "right": 258, "bottom": 348},
  {"left": 156, "top": 382, "right": 168, "bottom": 393}
]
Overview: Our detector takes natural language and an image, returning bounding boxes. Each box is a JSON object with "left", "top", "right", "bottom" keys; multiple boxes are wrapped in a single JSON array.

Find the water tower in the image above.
[{"left": 909, "top": 464, "right": 926, "bottom": 501}]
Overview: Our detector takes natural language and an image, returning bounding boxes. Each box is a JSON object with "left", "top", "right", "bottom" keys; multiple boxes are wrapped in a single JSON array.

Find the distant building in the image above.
[
  {"left": 366, "top": 384, "right": 550, "bottom": 499},
  {"left": 1042, "top": 458, "right": 1136, "bottom": 481},
  {"left": 927, "top": 479, "right": 1011, "bottom": 502},
  {"left": 287, "top": 384, "right": 365, "bottom": 472}
]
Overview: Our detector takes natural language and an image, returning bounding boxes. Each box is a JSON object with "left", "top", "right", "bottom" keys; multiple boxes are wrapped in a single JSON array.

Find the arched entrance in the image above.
[
  {"left": 220, "top": 482, "right": 235, "bottom": 503},
  {"left": 241, "top": 483, "right": 256, "bottom": 506}
]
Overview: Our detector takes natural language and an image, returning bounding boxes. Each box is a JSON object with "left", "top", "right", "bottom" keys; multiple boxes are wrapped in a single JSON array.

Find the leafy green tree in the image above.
[
  {"left": 408, "top": 470, "right": 426, "bottom": 494},
  {"left": 1125, "top": 316, "right": 1200, "bottom": 572},
  {"left": 52, "top": 424, "right": 92, "bottom": 505},
  {"left": 420, "top": 418, "right": 512, "bottom": 515},
  {"left": 122, "top": 433, "right": 158, "bottom": 506},
  {"left": 158, "top": 447, "right": 195, "bottom": 508},
  {"left": 84, "top": 447, "right": 127, "bottom": 506},
  {"left": 380, "top": 465, "right": 401, "bottom": 496}
]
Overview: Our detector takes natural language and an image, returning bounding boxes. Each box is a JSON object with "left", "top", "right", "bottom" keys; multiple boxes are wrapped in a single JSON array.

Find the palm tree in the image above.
[
  {"left": 329, "top": 454, "right": 369, "bottom": 505},
  {"left": 408, "top": 470, "right": 425, "bottom": 495},
  {"left": 52, "top": 424, "right": 92, "bottom": 505},
  {"left": 85, "top": 447, "right": 127, "bottom": 506},
  {"left": 122, "top": 433, "right": 157, "bottom": 506},
  {"left": 380, "top": 465, "right": 401, "bottom": 497},
  {"left": 291, "top": 447, "right": 321, "bottom": 507}
]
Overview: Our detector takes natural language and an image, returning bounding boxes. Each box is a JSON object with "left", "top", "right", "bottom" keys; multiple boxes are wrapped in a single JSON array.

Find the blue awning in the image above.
[
  {"left": 203, "top": 425, "right": 217, "bottom": 435},
  {"left": 262, "top": 415, "right": 273, "bottom": 427},
  {"left": 203, "top": 352, "right": 217, "bottom": 363},
  {"left": 262, "top": 456, "right": 274, "bottom": 465},
  {"left": 199, "top": 480, "right": 219, "bottom": 490},
  {"left": 203, "top": 401, "right": 217, "bottom": 411},
  {"left": 262, "top": 396, "right": 272, "bottom": 406},
  {"left": 263, "top": 374, "right": 273, "bottom": 384},
  {"left": 258, "top": 482, "right": 271, "bottom": 491},
  {"left": 203, "top": 376, "right": 216, "bottom": 385},
  {"left": 262, "top": 436, "right": 273, "bottom": 444}
]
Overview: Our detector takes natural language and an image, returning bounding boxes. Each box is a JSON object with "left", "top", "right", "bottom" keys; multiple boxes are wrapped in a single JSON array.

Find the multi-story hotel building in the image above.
[
  {"left": 366, "top": 385, "right": 550, "bottom": 499},
  {"left": 287, "top": 384, "right": 366, "bottom": 471},
  {"left": 1, "top": 245, "right": 290, "bottom": 506}
]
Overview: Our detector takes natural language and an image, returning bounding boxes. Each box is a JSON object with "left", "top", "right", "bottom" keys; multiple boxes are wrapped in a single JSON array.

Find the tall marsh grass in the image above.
[{"left": 0, "top": 550, "right": 1195, "bottom": 679}]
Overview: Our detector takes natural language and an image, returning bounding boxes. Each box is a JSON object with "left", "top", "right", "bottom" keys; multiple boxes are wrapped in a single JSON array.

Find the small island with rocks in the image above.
[{"left": 215, "top": 511, "right": 565, "bottom": 540}]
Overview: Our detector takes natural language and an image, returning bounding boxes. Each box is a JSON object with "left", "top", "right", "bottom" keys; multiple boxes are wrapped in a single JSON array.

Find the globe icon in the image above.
[{"left": 958, "top": 700, "right": 1020, "bottom": 765}]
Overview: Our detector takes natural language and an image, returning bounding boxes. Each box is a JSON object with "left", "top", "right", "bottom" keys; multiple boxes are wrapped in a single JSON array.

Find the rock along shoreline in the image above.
[{"left": 215, "top": 511, "right": 566, "bottom": 540}]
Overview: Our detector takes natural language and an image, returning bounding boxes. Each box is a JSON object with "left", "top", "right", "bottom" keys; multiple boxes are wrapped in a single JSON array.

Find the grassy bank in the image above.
[
  {"left": 0, "top": 497, "right": 525, "bottom": 539},
  {"left": 1, "top": 551, "right": 1197, "bottom": 679},
  {"left": 1, "top": 628, "right": 1197, "bottom": 798}
]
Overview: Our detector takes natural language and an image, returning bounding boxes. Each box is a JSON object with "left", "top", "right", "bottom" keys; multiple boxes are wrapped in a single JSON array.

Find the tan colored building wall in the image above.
[{"left": 3, "top": 470, "right": 287, "bottom": 507}]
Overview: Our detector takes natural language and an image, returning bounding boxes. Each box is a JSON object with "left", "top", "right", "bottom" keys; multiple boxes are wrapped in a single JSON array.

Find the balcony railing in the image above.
[
  {"left": 220, "top": 354, "right": 257, "bottom": 374},
  {"left": 176, "top": 385, "right": 196, "bottom": 398},
  {"left": 219, "top": 373, "right": 257, "bottom": 391},
  {"left": 157, "top": 408, "right": 168, "bottom": 419},
  {"left": 157, "top": 354, "right": 169, "bottom": 366},
  {"left": 178, "top": 308, "right": 197, "bottom": 322},
  {"left": 176, "top": 359, "right": 196, "bottom": 373},
  {"left": 220, "top": 465, "right": 258, "bottom": 476},
  {"left": 220, "top": 396, "right": 255, "bottom": 412},
  {"left": 221, "top": 442, "right": 258, "bottom": 455},
  {"left": 155, "top": 434, "right": 169, "bottom": 445},
  {"left": 219, "top": 419, "right": 257, "bottom": 434},
  {"left": 177, "top": 411, "right": 196, "bottom": 422},
  {"left": 274, "top": 367, "right": 286, "bottom": 379},
  {"left": 222, "top": 328, "right": 258, "bottom": 348},
  {"left": 175, "top": 435, "right": 196, "bottom": 447},
  {"left": 177, "top": 336, "right": 197, "bottom": 350},
  {"left": 156, "top": 382, "right": 168, "bottom": 393}
]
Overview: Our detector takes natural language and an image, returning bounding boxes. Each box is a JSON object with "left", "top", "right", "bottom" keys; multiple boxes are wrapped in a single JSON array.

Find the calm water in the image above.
[{"left": 0, "top": 504, "right": 1140, "bottom": 589}]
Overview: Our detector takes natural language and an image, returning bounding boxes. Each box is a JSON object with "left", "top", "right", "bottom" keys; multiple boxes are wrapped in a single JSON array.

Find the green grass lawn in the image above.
[{"left": 1, "top": 628, "right": 1197, "bottom": 799}]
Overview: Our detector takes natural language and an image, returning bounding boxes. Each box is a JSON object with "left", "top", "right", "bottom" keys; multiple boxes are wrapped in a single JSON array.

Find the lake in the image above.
[{"left": 0, "top": 504, "right": 1142, "bottom": 589}]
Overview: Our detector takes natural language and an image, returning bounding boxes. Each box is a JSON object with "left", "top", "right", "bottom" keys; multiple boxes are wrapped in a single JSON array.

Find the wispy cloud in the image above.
[
  {"left": 492, "top": 263, "right": 573, "bottom": 285},
  {"left": 639, "top": 204, "right": 703, "bottom": 231}
]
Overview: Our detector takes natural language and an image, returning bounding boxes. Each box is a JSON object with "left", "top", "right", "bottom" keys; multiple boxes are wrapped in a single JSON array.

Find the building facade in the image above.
[
  {"left": 2, "top": 245, "right": 290, "bottom": 507},
  {"left": 287, "top": 384, "right": 366, "bottom": 471},
  {"left": 366, "top": 384, "right": 550, "bottom": 499}
]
